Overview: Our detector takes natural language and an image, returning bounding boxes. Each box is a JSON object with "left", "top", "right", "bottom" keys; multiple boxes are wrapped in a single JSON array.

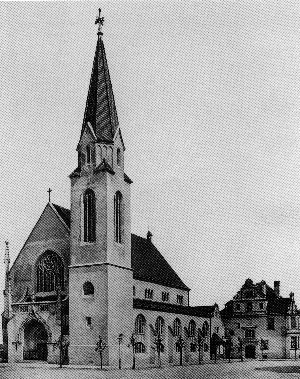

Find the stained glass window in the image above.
[{"left": 36, "top": 251, "right": 64, "bottom": 292}]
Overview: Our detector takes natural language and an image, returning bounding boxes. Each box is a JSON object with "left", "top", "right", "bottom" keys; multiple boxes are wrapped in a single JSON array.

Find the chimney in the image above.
[
  {"left": 274, "top": 281, "right": 280, "bottom": 297},
  {"left": 147, "top": 231, "right": 153, "bottom": 243}
]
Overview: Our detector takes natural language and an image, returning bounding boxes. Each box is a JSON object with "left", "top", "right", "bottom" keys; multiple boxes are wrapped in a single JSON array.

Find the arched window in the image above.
[
  {"left": 135, "top": 314, "right": 146, "bottom": 335},
  {"left": 173, "top": 318, "right": 181, "bottom": 336},
  {"left": 117, "top": 148, "right": 121, "bottom": 166},
  {"left": 189, "top": 320, "right": 196, "bottom": 337},
  {"left": 134, "top": 342, "right": 145, "bottom": 353},
  {"left": 202, "top": 321, "right": 209, "bottom": 337},
  {"left": 155, "top": 316, "right": 164, "bottom": 336},
  {"left": 36, "top": 251, "right": 64, "bottom": 293},
  {"left": 83, "top": 189, "right": 96, "bottom": 242},
  {"left": 114, "top": 191, "right": 123, "bottom": 243},
  {"left": 83, "top": 281, "right": 94, "bottom": 295}
]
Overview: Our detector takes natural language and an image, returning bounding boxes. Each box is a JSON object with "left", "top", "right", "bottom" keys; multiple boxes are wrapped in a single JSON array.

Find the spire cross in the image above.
[
  {"left": 95, "top": 8, "right": 104, "bottom": 35},
  {"left": 47, "top": 188, "right": 52, "bottom": 203}
]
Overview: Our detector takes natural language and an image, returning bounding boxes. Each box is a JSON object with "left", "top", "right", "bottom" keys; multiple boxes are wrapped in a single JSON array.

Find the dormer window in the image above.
[{"left": 86, "top": 145, "right": 91, "bottom": 164}]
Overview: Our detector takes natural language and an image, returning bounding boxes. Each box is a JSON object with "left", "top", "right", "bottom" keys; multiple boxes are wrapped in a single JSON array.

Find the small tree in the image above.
[
  {"left": 197, "top": 330, "right": 204, "bottom": 365},
  {"left": 260, "top": 339, "right": 268, "bottom": 360},
  {"left": 128, "top": 334, "right": 136, "bottom": 369},
  {"left": 176, "top": 335, "right": 185, "bottom": 366},
  {"left": 153, "top": 333, "right": 163, "bottom": 367},
  {"left": 238, "top": 337, "right": 244, "bottom": 362},
  {"left": 95, "top": 335, "right": 107, "bottom": 369}
]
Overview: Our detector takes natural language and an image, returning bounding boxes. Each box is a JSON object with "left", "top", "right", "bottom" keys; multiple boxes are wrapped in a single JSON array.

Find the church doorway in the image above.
[
  {"left": 23, "top": 320, "right": 48, "bottom": 361},
  {"left": 245, "top": 344, "right": 256, "bottom": 359}
]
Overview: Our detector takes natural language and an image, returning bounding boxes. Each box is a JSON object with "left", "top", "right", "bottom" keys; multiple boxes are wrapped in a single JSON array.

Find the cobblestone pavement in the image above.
[{"left": 1, "top": 360, "right": 300, "bottom": 379}]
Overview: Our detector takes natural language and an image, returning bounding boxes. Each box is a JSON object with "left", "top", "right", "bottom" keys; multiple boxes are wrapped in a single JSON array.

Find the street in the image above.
[{"left": 1, "top": 360, "right": 300, "bottom": 379}]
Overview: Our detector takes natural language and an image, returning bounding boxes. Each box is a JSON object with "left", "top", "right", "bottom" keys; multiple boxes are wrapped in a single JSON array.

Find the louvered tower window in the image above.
[
  {"left": 36, "top": 251, "right": 64, "bottom": 292},
  {"left": 83, "top": 189, "right": 96, "bottom": 242},
  {"left": 114, "top": 191, "right": 123, "bottom": 243}
]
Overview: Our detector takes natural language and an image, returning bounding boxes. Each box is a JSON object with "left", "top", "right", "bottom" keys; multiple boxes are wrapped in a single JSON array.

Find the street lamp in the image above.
[
  {"left": 95, "top": 335, "right": 107, "bottom": 369},
  {"left": 117, "top": 333, "right": 123, "bottom": 369}
]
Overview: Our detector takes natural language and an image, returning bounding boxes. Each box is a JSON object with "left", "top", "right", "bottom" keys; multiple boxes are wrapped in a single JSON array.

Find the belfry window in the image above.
[
  {"left": 117, "top": 148, "right": 121, "bottom": 166},
  {"left": 36, "top": 251, "right": 64, "bottom": 293},
  {"left": 86, "top": 145, "right": 91, "bottom": 164},
  {"left": 114, "top": 191, "right": 123, "bottom": 243},
  {"left": 83, "top": 189, "right": 96, "bottom": 242}
]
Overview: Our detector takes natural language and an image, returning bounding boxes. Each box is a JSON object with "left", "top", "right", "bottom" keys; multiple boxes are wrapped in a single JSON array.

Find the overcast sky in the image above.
[{"left": 1, "top": 1, "right": 300, "bottom": 340}]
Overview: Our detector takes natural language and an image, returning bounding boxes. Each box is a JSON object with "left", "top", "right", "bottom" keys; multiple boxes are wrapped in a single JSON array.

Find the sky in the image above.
[{"left": 1, "top": 1, "right": 300, "bottom": 340}]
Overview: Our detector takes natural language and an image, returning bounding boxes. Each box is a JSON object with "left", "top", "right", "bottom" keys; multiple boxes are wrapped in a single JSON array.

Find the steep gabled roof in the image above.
[
  {"left": 52, "top": 204, "right": 71, "bottom": 229},
  {"left": 131, "top": 234, "right": 189, "bottom": 291},
  {"left": 81, "top": 36, "right": 119, "bottom": 143}
]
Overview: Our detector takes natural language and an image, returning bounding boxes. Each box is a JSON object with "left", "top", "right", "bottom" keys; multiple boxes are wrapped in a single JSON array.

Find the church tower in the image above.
[{"left": 68, "top": 10, "right": 133, "bottom": 366}]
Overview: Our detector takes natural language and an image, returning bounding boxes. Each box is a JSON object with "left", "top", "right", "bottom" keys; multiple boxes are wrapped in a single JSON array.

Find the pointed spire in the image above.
[
  {"left": 81, "top": 9, "right": 119, "bottom": 143},
  {"left": 4, "top": 241, "right": 10, "bottom": 271}
]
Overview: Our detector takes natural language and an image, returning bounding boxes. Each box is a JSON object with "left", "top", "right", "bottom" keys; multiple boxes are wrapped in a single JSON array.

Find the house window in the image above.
[
  {"left": 246, "top": 302, "right": 253, "bottom": 312},
  {"left": 155, "top": 316, "right": 164, "bottom": 336},
  {"left": 83, "top": 281, "right": 94, "bottom": 295},
  {"left": 291, "top": 317, "right": 297, "bottom": 329},
  {"left": 188, "top": 320, "right": 196, "bottom": 337},
  {"left": 261, "top": 339, "right": 269, "bottom": 350},
  {"left": 133, "top": 286, "right": 136, "bottom": 297},
  {"left": 267, "top": 317, "right": 275, "bottom": 330},
  {"left": 83, "top": 189, "right": 96, "bottom": 242},
  {"left": 117, "top": 148, "right": 121, "bottom": 166},
  {"left": 202, "top": 321, "right": 209, "bottom": 337},
  {"left": 86, "top": 316, "right": 92, "bottom": 327},
  {"left": 114, "top": 191, "right": 123, "bottom": 243},
  {"left": 291, "top": 336, "right": 298, "bottom": 349},
  {"left": 177, "top": 295, "right": 183, "bottom": 305},
  {"left": 162, "top": 292, "right": 169, "bottom": 302},
  {"left": 236, "top": 303, "right": 241, "bottom": 311},
  {"left": 259, "top": 303, "right": 264, "bottom": 310},
  {"left": 135, "top": 342, "right": 145, "bottom": 353},
  {"left": 135, "top": 314, "right": 146, "bottom": 335},
  {"left": 145, "top": 288, "right": 153, "bottom": 299},
  {"left": 173, "top": 318, "right": 181, "bottom": 336},
  {"left": 190, "top": 343, "right": 197, "bottom": 352},
  {"left": 244, "top": 290, "right": 253, "bottom": 298},
  {"left": 245, "top": 329, "right": 255, "bottom": 338},
  {"left": 36, "top": 251, "right": 64, "bottom": 292}
]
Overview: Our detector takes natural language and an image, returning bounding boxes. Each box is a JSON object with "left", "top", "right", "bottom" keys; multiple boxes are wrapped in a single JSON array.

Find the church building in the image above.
[{"left": 2, "top": 11, "right": 224, "bottom": 368}]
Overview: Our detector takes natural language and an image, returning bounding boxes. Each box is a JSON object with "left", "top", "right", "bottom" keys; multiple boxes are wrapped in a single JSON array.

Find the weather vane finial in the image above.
[{"left": 95, "top": 8, "right": 104, "bottom": 36}]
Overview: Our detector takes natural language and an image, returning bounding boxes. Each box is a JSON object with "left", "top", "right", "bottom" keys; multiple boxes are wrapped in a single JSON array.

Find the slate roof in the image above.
[
  {"left": 52, "top": 204, "right": 71, "bottom": 228},
  {"left": 134, "top": 299, "right": 215, "bottom": 317},
  {"left": 48, "top": 206, "right": 188, "bottom": 291},
  {"left": 81, "top": 35, "right": 119, "bottom": 143},
  {"left": 131, "top": 234, "right": 189, "bottom": 291}
]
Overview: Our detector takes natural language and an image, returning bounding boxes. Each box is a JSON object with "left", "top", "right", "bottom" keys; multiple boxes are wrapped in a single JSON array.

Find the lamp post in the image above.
[
  {"left": 117, "top": 333, "right": 123, "bottom": 369},
  {"left": 129, "top": 334, "right": 136, "bottom": 370},
  {"left": 95, "top": 335, "right": 107, "bottom": 369},
  {"left": 176, "top": 335, "right": 184, "bottom": 366}
]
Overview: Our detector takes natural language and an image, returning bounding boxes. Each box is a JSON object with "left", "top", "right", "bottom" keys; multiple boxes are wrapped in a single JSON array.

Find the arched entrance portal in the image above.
[
  {"left": 245, "top": 344, "right": 256, "bottom": 359},
  {"left": 23, "top": 320, "right": 48, "bottom": 361}
]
